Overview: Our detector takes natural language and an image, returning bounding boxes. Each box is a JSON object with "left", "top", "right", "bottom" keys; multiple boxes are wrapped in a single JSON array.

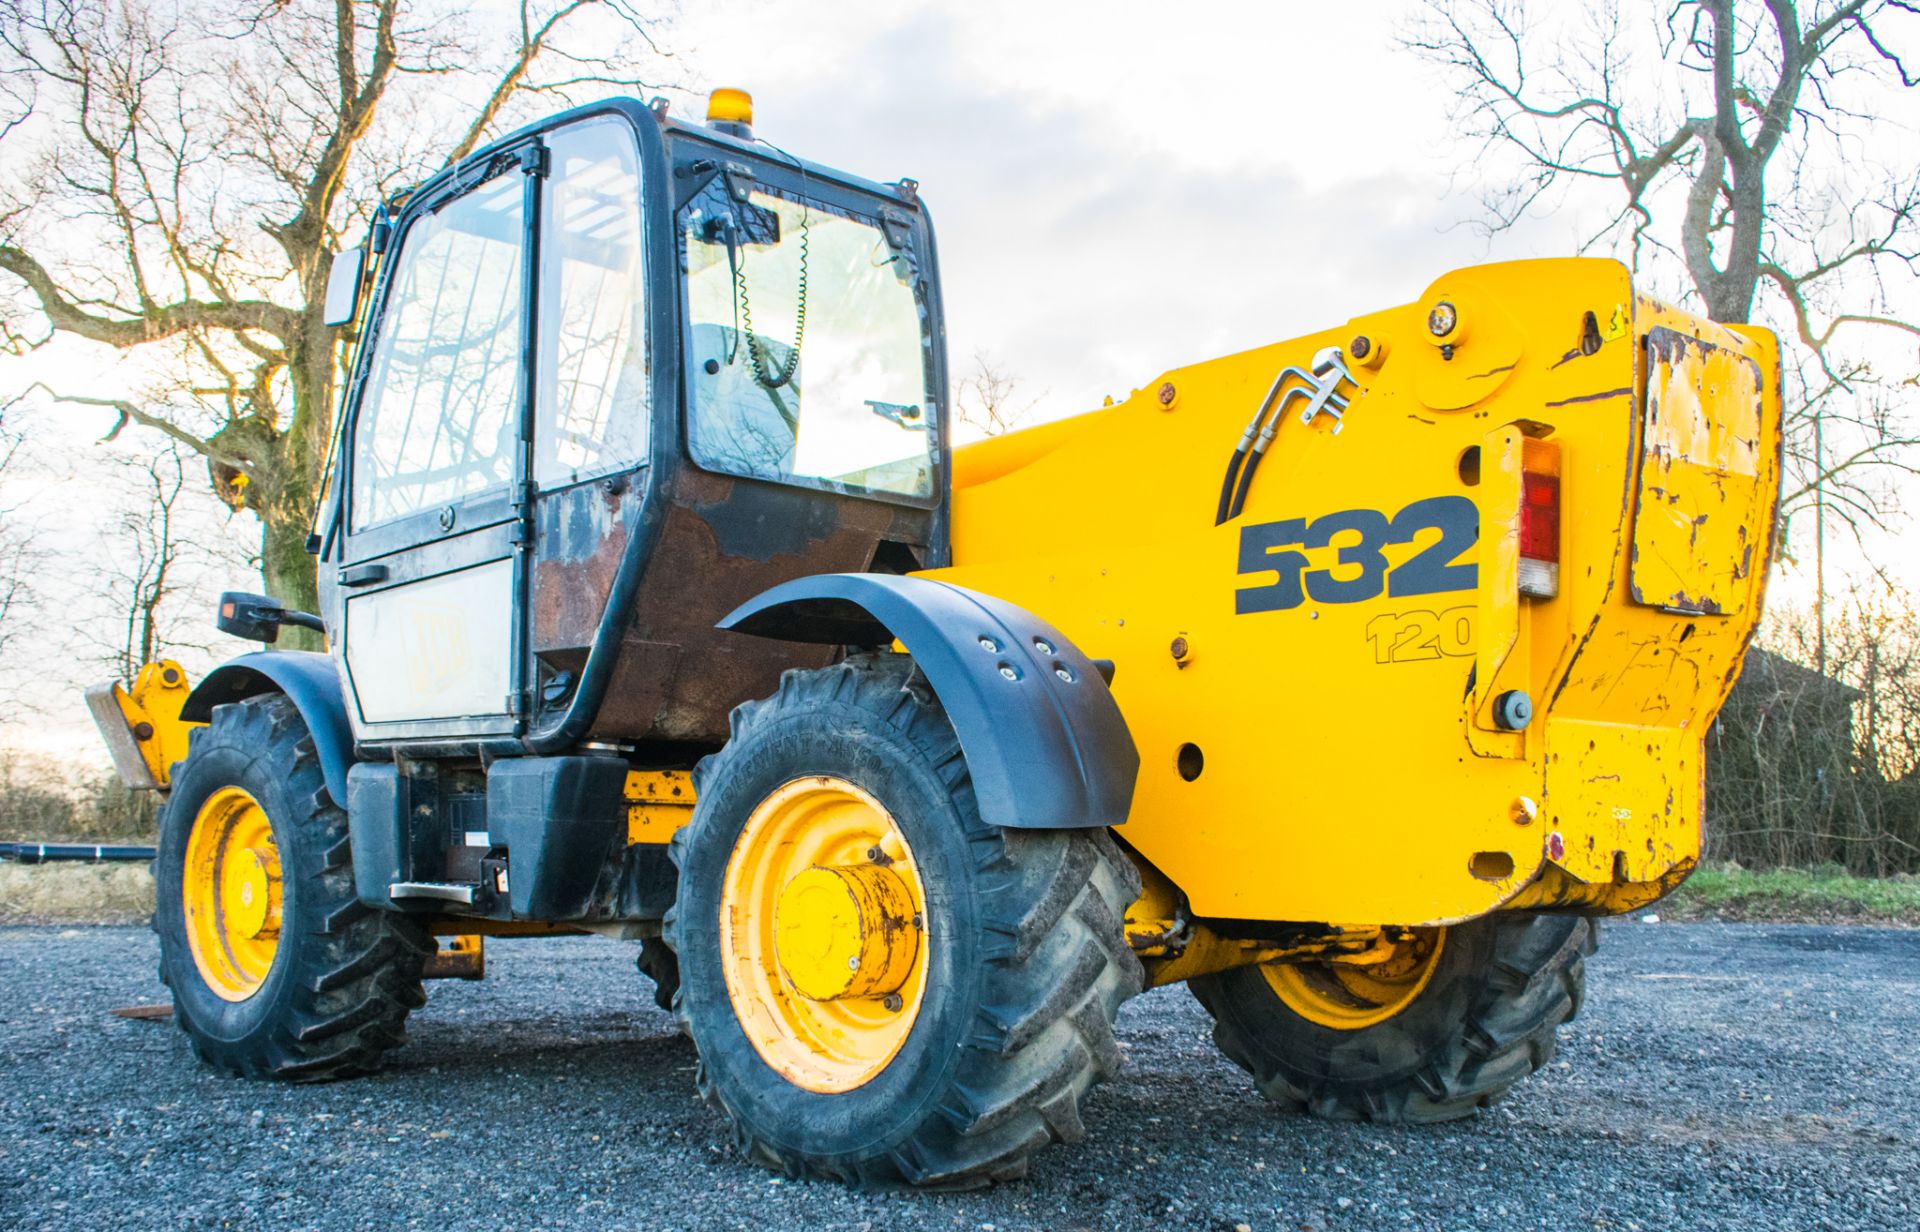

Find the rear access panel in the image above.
[{"left": 1629, "top": 328, "right": 1768, "bottom": 615}]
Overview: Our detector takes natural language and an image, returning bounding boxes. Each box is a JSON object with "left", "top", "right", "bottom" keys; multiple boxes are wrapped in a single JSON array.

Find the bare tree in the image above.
[
  {"left": 0, "top": 400, "right": 32, "bottom": 658},
  {"left": 0, "top": 0, "right": 670, "bottom": 647},
  {"left": 1408, "top": 1, "right": 1920, "bottom": 562},
  {"left": 955, "top": 350, "right": 1040, "bottom": 438},
  {"left": 1710, "top": 585, "right": 1920, "bottom": 874},
  {"left": 98, "top": 444, "right": 191, "bottom": 683}
]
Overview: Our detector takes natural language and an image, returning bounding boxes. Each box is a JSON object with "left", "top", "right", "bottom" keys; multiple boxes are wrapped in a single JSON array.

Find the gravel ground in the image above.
[{"left": 1, "top": 922, "right": 1914, "bottom": 1232}]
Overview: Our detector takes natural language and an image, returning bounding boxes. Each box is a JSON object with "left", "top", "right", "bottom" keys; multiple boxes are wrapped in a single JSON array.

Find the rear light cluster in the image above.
[{"left": 1519, "top": 440, "right": 1561, "bottom": 599}]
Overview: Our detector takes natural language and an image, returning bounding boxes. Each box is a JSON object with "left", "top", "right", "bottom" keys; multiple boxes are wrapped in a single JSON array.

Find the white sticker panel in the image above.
[{"left": 345, "top": 560, "right": 512, "bottom": 724}]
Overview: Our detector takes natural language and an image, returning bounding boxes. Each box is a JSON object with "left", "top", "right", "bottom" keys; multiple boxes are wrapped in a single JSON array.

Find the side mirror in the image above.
[
  {"left": 217, "top": 592, "right": 286, "bottom": 642},
  {"left": 322, "top": 246, "right": 367, "bottom": 328},
  {"left": 216, "top": 592, "right": 326, "bottom": 643}
]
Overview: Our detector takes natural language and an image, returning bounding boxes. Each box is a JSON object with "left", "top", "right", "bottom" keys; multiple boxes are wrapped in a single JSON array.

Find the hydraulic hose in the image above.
[
  {"left": 1227, "top": 386, "right": 1315, "bottom": 522},
  {"left": 1215, "top": 368, "right": 1314, "bottom": 526}
]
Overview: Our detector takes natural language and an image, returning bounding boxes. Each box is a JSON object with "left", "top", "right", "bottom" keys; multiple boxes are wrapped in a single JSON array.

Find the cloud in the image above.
[{"left": 675, "top": 1, "right": 1569, "bottom": 419}]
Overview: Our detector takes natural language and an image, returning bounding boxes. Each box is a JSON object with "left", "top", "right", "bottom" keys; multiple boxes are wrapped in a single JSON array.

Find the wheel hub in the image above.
[
  {"left": 1263, "top": 928, "right": 1447, "bottom": 1030},
  {"left": 719, "top": 776, "right": 931, "bottom": 1093},
  {"left": 225, "top": 846, "right": 282, "bottom": 940},
  {"left": 774, "top": 863, "right": 920, "bottom": 1001},
  {"left": 183, "top": 786, "right": 283, "bottom": 1002}
]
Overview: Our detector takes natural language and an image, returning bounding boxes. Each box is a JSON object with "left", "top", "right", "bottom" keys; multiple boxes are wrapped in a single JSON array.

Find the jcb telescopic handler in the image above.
[{"left": 91, "top": 89, "right": 1781, "bottom": 1187}]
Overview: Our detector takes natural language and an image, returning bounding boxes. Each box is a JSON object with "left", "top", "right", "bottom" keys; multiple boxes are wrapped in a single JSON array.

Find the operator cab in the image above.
[{"left": 314, "top": 91, "right": 949, "bottom": 760}]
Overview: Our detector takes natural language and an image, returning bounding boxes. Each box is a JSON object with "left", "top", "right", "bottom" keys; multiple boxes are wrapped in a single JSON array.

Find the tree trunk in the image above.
[{"left": 258, "top": 323, "right": 338, "bottom": 651}]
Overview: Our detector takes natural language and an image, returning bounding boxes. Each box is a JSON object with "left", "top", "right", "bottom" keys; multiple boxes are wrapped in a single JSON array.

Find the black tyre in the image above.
[
  {"left": 665, "top": 655, "right": 1143, "bottom": 1187},
  {"left": 155, "top": 693, "right": 430, "bottom": 1080},
  {"left": 1191, "top": 913, "right": 1594, "bottom": 1122}
]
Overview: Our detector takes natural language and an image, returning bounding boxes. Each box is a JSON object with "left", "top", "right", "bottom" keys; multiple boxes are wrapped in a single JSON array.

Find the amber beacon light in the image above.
[{"left": 706, "top": 87, "right": 754, "bottom": 137}]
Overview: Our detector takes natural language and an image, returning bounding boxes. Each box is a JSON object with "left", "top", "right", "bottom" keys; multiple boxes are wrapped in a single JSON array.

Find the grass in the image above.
[
  {"left": 1661, "top": 865, "right": 1920, "bottom": 926},
  {"left": 0, "top": 863, "right": 154, "bottom": 925},
  {"left": 2, "top": 859, "right": 1918, "bottom": 928}
]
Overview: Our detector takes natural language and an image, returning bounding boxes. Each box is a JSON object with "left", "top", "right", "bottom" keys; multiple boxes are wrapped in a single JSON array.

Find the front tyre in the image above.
[
  {"left": 155, "top": 694, "right": 430, "bottom": 1080},
  {"left": 1191, "top": 914, "right": 1594, "bottom": 1122},
  {"left": 667, "top": 656, "right": 1143, "bottom": 1187}
]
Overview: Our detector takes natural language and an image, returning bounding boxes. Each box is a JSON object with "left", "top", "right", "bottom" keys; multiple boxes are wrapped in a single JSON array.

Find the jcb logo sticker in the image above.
[{"left": 1235, "top": 495, "right": 1478, "bottom": 614}]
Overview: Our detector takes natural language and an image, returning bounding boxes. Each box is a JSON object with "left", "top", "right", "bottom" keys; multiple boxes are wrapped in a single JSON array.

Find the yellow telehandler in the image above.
[{"left": 90, "top": 88, "right": 1780, "bottom": 1187}]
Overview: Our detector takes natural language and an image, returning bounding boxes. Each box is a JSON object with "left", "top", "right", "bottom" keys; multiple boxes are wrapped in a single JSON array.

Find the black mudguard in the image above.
[
  {"left": 181, "top": 651, "right": 354, "bottom": 810},
  {"left": 719, "top": 574, "right": 1139, "bottom": 830}
]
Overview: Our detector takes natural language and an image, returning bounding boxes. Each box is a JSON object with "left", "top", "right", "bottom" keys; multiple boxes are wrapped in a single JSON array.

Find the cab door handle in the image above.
[{"left": 338, "top": 563, "right": 389, "bottom": 587}]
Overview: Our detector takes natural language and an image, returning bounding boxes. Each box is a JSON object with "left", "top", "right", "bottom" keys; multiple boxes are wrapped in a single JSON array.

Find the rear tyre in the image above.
[
  {"left": 1190, "top": 914, "right": 1594, "bottom": 1122},
  {"left": 666, "top": 655, "right": 1143, "bottom": 1187},
  {"left": 155, "top": 693, "right": 430, "bottom": 1080}
]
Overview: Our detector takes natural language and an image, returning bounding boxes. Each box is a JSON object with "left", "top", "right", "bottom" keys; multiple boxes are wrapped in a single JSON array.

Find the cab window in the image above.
[
  {"left": 535, "top": 118, "right": 649, "bottom": 488},
  {"left": 681, "top": 182, "right": 933, "bottom": 499},
  {"left": 351, "top": 173, "right": 524, "bottom": 530}
]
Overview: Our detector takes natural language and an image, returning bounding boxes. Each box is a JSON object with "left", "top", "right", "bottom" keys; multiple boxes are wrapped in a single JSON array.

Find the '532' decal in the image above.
[{"left": 1236, "top": 495, "right": 1478, "bottom": 614}]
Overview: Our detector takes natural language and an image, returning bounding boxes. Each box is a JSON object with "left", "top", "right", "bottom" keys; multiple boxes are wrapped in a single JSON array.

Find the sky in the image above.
[
  {"left": 665, "top": 0, "right": 1572, "bottom": 406},
  {"left": 0, "top": 0, "right": 1911, "bottom": 762}
]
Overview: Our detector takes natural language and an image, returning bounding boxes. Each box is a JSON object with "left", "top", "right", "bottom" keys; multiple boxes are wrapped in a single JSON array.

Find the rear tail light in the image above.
[{"left": 1519, "top": 460, "right": 1560, "bottom": 599}]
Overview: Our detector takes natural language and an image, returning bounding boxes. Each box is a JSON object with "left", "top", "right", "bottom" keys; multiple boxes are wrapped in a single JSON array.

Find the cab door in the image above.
[
  {"left": 337, "top": 145, "right": 541, "bottom": 742},
  {"left": 520, "top": 117, "right": 654, "bottom": 726}
]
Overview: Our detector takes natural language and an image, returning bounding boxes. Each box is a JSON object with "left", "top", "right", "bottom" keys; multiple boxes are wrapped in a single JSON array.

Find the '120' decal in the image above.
[{"left": 1235, "top": 495, "right": 1478, "bottom": 614}]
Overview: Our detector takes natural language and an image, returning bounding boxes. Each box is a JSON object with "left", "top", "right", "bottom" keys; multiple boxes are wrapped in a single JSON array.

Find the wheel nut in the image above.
[
  {"left": 882, "top": 993, "right": 904, "bottom": 1012},
  {"left": 1169, "top": 635, "right": 1192, "bottom": 666}
]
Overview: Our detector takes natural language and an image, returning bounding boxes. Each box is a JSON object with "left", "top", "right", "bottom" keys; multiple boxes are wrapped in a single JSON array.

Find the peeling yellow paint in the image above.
[{"left": 1630, "top": 328, "right": 1768, "bottom": 615}]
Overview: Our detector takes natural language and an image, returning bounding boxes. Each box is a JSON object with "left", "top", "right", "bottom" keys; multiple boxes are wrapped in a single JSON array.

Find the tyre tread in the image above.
[
  {"left": 1193, "top": 913, "right": 1595, "bottom": 1124},
  {"left": 157, "top": 693, "right": 429, "bottom": 1083},
  {"left": 667, "top": 655, "right": 1143, "bottom": 1188}
]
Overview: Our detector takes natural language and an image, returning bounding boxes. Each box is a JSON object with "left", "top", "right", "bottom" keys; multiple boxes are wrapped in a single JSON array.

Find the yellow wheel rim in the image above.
[
  {"left": 182, "top": 786, "right": 283, "bottom": 1002},
  {"left": 1263, "top": 929, "right": 1447, "bottom": 1030},
  {"left": 719, "top": 776, "right": 929, "bottom": 1093}
]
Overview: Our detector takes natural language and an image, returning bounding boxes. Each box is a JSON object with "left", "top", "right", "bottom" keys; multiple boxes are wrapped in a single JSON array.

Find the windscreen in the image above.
[{"left": 681, "top": 181, "right": 934, "bottom": 499}]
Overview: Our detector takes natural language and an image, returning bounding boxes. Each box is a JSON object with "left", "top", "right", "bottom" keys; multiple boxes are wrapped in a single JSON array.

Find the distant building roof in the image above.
[{"left": 1735, "top": 647, "right": 1862, "bottom": 707}]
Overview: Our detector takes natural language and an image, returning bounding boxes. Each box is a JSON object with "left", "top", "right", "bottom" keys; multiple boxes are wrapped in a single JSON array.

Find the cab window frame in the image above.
[
  {"left": 533, "top": 115, "right": 653, "bottom": 494},
  {"left": 339, "top": 144, "right": 539, "bottom": 561},
  {"left": 339, "top": 108, "right": 661, "bottom": 564},
  {"left": 673, "top": 154, "right": 943, "bottom": 511}
]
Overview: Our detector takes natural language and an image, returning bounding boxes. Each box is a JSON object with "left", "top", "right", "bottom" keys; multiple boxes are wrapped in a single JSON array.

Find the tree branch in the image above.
[
  {"left": 21, "top": 381, "right": 248, "bottom": 471},
  {"left": 0, "top": 244, "right": 296, "bottom": 347}
]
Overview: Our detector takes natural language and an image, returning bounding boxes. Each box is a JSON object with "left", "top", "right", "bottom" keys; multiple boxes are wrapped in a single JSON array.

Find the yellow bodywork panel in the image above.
[
  {"left": 626, "top": 769, "right": 696, "bottom": 844},
  {"left": 84, "top": 659, "right": 200, "bottom": 790},
  {"left": 926, "top": 259, "right": 1780, "bottom": 928},
  {"left": 1629, "top": 327, "right": 1768, "bottom": 614}
]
